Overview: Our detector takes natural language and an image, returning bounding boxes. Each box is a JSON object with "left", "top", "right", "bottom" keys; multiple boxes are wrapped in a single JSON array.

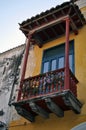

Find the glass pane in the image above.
[
  {"left": 58, "top": 57, "right": 64, "bottom": 69},
  {"left": 51, "top": 59, "right": 56, "bottom": 71},
  {"left": 69, "top": 54, "right": 73, "bottom": 72},
  {"left": 43, "top": 62, "right": 49, "bottom": 73}
]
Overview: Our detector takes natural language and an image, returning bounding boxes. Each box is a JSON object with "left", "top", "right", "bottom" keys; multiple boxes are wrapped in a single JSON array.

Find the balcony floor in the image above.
[{"left": 13, "top": 90, "right": 82, "bottom": 122}]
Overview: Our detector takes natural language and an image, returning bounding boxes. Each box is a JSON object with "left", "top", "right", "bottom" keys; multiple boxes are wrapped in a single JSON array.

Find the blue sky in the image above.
[{"left": 0, "top": 0, "right": 68, "bottom": 53}]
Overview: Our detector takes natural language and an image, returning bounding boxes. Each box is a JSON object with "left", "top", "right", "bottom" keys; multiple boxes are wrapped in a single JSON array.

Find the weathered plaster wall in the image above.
[{"left": 0, "top": 45, "right": 25, "bottom": 129}]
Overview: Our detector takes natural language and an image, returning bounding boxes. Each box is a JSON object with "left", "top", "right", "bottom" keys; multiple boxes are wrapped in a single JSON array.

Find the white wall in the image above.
[{"left": 0, "top": 45, "right": 24, "bottom": 126}]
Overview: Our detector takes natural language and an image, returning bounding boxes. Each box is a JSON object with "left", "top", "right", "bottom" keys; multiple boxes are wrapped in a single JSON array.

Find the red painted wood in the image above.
[
  {"left": 21, "top": 35, "right": 32, "bottom": 81},
  {"left": 17, "top": 34, "right": 32, "bottom": 101},
  {"left": 64, "top": 17, "right": 70, "bottom": 90}
]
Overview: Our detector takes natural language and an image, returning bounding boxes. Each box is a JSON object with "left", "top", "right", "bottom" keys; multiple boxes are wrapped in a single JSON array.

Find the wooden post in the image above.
[
  {"left": 17, "top": 34, "right": 32, "bottom": 101},
  {"left": 64, "top": 17, "right": 70, "bottom": 90}
]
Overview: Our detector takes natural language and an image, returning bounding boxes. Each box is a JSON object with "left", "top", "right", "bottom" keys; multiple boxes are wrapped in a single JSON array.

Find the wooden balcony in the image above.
[
  {"left": 13, "top": 68, "right": 82, "bottom": 122},
  {"left": 11, "top": 1, "right": 85, "bottom": 122}
]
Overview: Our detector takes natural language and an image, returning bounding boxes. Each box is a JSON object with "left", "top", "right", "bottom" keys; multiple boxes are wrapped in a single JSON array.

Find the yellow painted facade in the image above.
[{"left": 9, "top": 5, "right": 86, "bottom": 130}]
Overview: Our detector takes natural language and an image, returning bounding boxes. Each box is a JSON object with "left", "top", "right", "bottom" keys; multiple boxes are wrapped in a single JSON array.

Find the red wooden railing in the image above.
[
  {"left": 69, "top": 69, "right": 78, "bottom": 97},
  {"left": 17, "top": 17, "right": 73, "bottom": 102},
  {"left": 18, "top": 68, "right": 78, "bottom": 101}
]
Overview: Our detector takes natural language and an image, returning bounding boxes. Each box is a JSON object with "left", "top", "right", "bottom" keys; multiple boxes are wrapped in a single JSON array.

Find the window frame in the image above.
[
  {"left": 50, "top": 58, "right": 57, "bottom": 71},
  {"left": 41, "top": 40, "right": 74, "bottom": 73}
]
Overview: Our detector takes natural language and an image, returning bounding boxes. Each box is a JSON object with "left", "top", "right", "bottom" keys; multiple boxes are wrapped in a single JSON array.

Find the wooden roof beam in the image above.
[
  {"left": 70, "top": 17, "right": 78, "bottom": 34},
  {"left": 20, "top": 27, "right": 29, "bottom": 32},
  {"left": 72, "top": 3, "right": 85, "bottom": 25},
  {"left": 20, "top": 7, "right": 67, "bottom": 28},
  {"left": 20, "top": 15, "right": 70, "bottom": 35},
  {"left": 50, "top": 27, "right": 58, "bottom": 37},
  {"left": 20, "top": 15, "right": 78, "bottom": 37},
  {"left": 42, "top": 30, "right": 50, "bottom": 40},
  {"left": 29, "top": 15, "right": 70, "bottom": 34},
  {"left": 59, "top": 24, "right": 65, "bottom": 33}
]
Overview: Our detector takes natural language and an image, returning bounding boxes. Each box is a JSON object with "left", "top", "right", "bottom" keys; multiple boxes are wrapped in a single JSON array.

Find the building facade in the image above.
[
  {"left": 0, "top": 45, "right": 25, "bottom": 130},
  {"left": 8, "top": 0, "right": 86, "bottom": 130}
]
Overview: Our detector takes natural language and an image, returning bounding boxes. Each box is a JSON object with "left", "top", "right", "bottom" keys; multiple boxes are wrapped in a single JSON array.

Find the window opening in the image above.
[
  {"left": 43, "top": 61, "right": 49, "bottom": 73},
  {"left": 42, "top": 40, "right": 74, "bottom": 73},
  {"left": 51, "top": 59, "right": 57, "bottom": 71},
  {"left": 58, "top": 56, "right": 64, "bottom": 69}
]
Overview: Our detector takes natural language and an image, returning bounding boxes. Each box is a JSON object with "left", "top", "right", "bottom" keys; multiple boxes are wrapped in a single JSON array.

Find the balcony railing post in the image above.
[
  {"left": 17, "top": 34, "right": 33, "bottom": 101},
  {"left": 64, "top": 17, "right": 70, "bottom": 90}
]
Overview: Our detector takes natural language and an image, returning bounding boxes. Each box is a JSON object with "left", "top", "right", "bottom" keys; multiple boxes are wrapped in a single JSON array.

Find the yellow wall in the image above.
[
  {"left": 9, "top": 5, "right": 86, "bottom": 129},
  {"left": 9, "top": 112, "right": 86, "bottom": 130},
  {"left": 75, "top": 26, "right": 86, "bottom": 114},
  {"left": 9, "top": 24, "right": 86, "bottom": 130}
]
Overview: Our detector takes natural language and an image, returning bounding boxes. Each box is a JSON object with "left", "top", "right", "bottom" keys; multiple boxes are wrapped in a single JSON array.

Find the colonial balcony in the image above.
[
  {"left": 12, "top": 1, "right": 85, "bottom": 122},
  {"left": 13, "top": 68, "right": 82, "bottom": 122}
]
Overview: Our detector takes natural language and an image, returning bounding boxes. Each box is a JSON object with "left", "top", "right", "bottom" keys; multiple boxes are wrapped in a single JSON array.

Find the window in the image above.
[
  {"left": 43, "top": 61, "right": 49, "bottom": 73},
  {"left": 51, "top": 59, "right": 56, "bottom": 71},
  {"left": 58, "top": 56, "right": 64, "bottom": 69},
  {"left": 69, "top": 54, "right": 73, "bottom": 72},
  {"left": 42, "top": 40, "right": 74, "bottom": 73}
]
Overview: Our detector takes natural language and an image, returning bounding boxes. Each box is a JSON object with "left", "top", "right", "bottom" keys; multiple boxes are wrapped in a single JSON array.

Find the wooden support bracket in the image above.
[
  {"left": 15, "top": 106, "right": 35, "bottom": 122},
  {"left": 29, "top": 101, "right": 49, "bottom": 118},
  {"left": 62, "top": 91, "right": 82, "bottom": 114},
  {"left": 45, "top": 98, "right": 64, "bottom": 117}
]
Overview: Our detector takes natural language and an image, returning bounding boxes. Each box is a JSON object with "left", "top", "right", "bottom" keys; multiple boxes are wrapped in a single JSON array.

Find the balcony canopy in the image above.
[{"left": 19, "top": 1, "right": 86, "bottom": 47}]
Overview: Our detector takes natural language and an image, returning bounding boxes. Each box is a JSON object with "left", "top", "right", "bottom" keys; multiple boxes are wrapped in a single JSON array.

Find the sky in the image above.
[{"left": 0, "top": 0, "right": 69, "bottom": 53}]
